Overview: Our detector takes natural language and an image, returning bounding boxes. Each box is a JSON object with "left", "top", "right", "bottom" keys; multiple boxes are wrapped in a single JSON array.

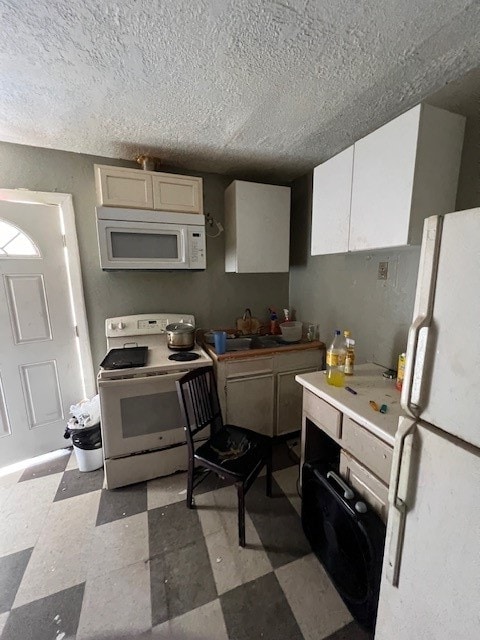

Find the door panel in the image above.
[
  {"left": 0, "top": 200, "right": 85, "bottom": 466},
  {"left": 5, "top": 274, "right": 52, "bottom": 343},
  {"left": 276, "top": 368, "right": 317, "bottom": 436},
  {"left": 20, "top": 360, "right": 64, "bottom": 428}
]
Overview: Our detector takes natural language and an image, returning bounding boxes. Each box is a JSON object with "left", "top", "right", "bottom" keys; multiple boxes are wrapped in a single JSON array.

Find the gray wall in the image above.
[{"left": 0, "top": 142, "right": 289, "bottom": 368}]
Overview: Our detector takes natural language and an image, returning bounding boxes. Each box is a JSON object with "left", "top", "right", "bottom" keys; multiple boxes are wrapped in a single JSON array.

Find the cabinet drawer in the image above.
[
  {"left": 340, "top": 451, "right": 389, "bottom": 522},
  {"left": 303, "top": 390, "right": 342, "bottom": 440},
  {"left": 342, "top": 416, "right": 392, "bottom": 484},
  {"left": 274, "top": 349, "right": 323, "bottom": 373},
  {"left": 225, "top": 357, "right": 273, "bottom": 379}
]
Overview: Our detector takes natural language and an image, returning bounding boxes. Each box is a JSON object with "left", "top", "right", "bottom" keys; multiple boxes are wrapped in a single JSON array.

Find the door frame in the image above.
[{"left": 0, "top": 188, "right": 95, "bottom": 397}]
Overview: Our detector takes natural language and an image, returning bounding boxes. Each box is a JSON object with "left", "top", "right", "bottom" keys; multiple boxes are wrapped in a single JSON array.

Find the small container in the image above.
[
  {"left": 344, "top": 330, "right": 355, "bottom": 375},
  {"left": 279, "top": 321, "right": 302, "bottom": 342},
  {"left": 213, "top": 331, "right": 227, "bottom": 355},
  {"left": 396, "top": 353, "right": 406, "bottom": 391}
]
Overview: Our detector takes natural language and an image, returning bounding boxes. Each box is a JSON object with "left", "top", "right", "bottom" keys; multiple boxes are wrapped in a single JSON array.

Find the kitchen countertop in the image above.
[
  {"left": 295, "top": 363, "right": 403, "bottom": 446},
  {"left": 203, "top": 339, "right": 325, "bottom": 361}
]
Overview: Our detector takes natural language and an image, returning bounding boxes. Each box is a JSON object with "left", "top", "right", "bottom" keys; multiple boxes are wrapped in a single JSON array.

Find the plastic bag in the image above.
[{"left": 69, "top": 395, "right": 101, "bottom": 429}]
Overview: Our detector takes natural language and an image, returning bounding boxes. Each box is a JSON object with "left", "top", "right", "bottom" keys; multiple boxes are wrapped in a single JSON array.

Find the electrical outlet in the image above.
[{"left": 378, "top": 261, "right": 389, "bottom": 280}]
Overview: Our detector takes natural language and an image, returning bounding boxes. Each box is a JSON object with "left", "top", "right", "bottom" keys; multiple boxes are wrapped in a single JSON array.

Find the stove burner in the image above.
[{"left": 168, "top": 352, "right": 201, "bottom": 362}]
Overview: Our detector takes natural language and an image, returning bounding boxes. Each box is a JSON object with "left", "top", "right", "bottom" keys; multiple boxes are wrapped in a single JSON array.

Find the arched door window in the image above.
[{"left": 0, "top": 219, "right": 40, "bottom": 257}]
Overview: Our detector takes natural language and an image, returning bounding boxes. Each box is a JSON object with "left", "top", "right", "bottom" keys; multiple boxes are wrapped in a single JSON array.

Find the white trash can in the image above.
[
  {"left": 73, "top": 443, "right": 104, "bottom": 472},
  {"left": 69, "top": 423, "right": 103, "bottom": 472}
]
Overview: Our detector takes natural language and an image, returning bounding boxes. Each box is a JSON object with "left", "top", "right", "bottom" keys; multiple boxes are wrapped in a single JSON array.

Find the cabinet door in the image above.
[
  {"left": 95, "top": 165, "right": 154, "bottom": 208},
  {"left": 225, "top": 374, "right": 275, "bottom": 437},
  {"left": 152, "top": 174, "right": 203, "bottom": 214},
  {"left": 276, "top": 368, "right": 317, "bottom": 436},
  {"left": 340, "top": 451, "right": 389, "bottom": 522},
  {"left": 349, "top": 105, "right": 421, "bottom": 251},
  {"left": 231, "top": 181, "right": 290, "bottom": 273},
  {"left": 311, "top": 146, "right": 353, "bottom": 256}
]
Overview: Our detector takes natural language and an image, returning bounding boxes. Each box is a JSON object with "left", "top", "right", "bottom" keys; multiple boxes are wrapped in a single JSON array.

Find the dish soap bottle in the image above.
[
  {"left": 344, "top": 330, "right": 355, "bottom": 376},
  {"left": 326, "top": 330, "right": 346, "bottom": 387}
]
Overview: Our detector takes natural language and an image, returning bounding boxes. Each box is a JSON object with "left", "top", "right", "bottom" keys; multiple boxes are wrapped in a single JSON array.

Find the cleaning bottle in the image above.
[
  {"left": 344, "top": 330, "right": 356, "bottom": 376},
  {"left": 268, "top": 308, "right": 280, "bottom": 335},
  {"left": 326, "top": 330, "right": 346, "bottom": 387}
]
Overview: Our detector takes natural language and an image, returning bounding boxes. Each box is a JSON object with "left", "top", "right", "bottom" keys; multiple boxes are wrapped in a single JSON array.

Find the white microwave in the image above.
[{"left": 96, "top": 207, "right": 206, "bottom": 270}]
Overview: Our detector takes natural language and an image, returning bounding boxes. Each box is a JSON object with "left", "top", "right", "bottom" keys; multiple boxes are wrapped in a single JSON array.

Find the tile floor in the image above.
[{"left": 0, "top": 443, "right": 372, "bottom": 640}]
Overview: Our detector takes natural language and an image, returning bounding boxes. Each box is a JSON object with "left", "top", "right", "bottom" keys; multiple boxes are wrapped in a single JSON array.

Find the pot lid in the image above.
[{"left": 166, "top": 322, "right": 195, "bottom": 333}]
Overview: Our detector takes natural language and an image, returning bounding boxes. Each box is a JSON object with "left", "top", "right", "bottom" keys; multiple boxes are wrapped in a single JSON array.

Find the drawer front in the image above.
[
  {"left": 225, "top": 357, "right": 274, "bottom": 378},
  {"left": 303, "top": 390, "right": 342, "bottom": 440},
  {"left": 342, "top": 416, "right": 393, "bottom": 483},
  {"left": 340, "top": 451, "right": 389, "bottom": 522},
  {"left": 275, "top": 349, "right": 323, "bottom": 373}
]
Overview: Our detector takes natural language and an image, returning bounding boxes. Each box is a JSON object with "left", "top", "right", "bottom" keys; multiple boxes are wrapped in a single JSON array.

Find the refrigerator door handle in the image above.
[
  {"left": 403, "top": 315, "right": 429, "bottom": 416},
  {"left": 401, "top": 215, "right": 443, "bottom": 417},
  {"left": 385, "top": 418, "right": 416, "bottom": 587}
]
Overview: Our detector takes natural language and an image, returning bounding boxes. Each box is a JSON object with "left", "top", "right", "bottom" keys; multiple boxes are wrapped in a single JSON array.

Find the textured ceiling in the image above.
[{"left": 1, "top": 0, "right": 480, "bottom": 180}]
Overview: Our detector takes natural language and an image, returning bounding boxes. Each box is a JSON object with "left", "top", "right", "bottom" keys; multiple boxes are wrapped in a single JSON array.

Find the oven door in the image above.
[
  {"left": 99, "top": 371, "right": 193, "bottom": 458},
  {"left": 97, "top": 219, "right": 188, "bottom": 270}
]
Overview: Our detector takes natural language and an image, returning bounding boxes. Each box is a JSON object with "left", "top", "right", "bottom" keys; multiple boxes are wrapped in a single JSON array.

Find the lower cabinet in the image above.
[
  {"left": 216, "top": 349, "right": 323, "bottom": 437},
  {"left": 226, "top": 373, "right": 275, "bottom": 437}
]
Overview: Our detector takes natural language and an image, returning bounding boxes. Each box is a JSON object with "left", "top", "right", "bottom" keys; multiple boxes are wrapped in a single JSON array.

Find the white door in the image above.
[
  {"left": 375, "top": 417, "right": 480, "bottom": 639},
  {"left": 0, "top": 200, "right": 86, "bottom": 467}
]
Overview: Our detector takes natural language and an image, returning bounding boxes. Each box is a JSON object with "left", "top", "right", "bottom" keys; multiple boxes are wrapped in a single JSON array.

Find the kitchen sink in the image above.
[{"left": 224, "top": 336, "right": 292, "bottom": 351}]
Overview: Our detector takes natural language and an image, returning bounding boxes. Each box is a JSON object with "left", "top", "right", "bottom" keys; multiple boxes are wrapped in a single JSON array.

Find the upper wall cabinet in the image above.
[
  {"left": 94, "top": 165, "right": 203, "bottom": 214},
  {"left": 311, "top": 145, "right": 353, "bottom": 255},
  {"left": 311, "top": 104, "right": 465, "bottom": 255},
  {"left": 225, "top": 180, "right": 291, "bottom": 273}
]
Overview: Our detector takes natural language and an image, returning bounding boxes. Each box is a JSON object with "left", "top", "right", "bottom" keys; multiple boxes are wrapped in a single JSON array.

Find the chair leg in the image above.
[
  {"left": 237, "top": 484, "right": 246, "bottom": 547},
  {"left": 187, "top": 455, "right": 195, "bottom": 509},
  {"left": 266, "top": 451, "right": 273, "bottom": 498}
]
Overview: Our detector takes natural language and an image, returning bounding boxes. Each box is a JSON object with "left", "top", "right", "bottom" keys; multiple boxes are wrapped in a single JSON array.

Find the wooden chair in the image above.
[{"left": 175, "top": 366, "right": 272, "bottom": 547}]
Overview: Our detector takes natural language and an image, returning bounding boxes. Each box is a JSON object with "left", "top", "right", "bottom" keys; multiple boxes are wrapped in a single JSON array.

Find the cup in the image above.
[
  {"left": 213, "top": 331, "right": 227, "bottom": 355},
  {"left": 307, "top": 324, "right": 317, "bottom": 341}
]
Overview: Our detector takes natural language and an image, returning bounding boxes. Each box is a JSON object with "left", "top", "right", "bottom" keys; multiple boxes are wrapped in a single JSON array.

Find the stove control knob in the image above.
[
  {"left": 117, "top": 322, "right": 126, "bottom": 330},
  {"left": 109, "top": 322, "right": 117, "bottom": 331}
]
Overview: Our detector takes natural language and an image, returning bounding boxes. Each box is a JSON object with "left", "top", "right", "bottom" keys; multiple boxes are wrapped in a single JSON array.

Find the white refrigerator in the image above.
[{"left": 375, "top": 209, "right": 480, "bottom": 640}]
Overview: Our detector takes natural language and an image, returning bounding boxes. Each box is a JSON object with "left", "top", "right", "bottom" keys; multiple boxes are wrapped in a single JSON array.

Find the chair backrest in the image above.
[{"left": 175, "top": 366, "right": 223, "bottom": 447}]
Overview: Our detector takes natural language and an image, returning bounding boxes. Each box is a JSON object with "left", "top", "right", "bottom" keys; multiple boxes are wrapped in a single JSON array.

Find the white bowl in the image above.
[{"left": 280, "top": 321, "right": 302, "bottom": 342}]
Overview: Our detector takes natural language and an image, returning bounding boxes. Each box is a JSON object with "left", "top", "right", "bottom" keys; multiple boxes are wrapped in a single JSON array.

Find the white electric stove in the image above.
[{"left": 97, "top": 313, "right": 212, "bottom": 489}]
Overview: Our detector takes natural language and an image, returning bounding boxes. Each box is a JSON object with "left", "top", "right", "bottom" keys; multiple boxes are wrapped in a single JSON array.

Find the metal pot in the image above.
[{"left": 165, "top": 322, "right": 195, "bottom": 350}]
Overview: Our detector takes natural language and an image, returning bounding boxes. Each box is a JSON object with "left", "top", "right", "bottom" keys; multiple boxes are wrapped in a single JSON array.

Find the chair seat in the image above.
[{"left": 195, "top": 425, "right": 271, "bottom": 481}]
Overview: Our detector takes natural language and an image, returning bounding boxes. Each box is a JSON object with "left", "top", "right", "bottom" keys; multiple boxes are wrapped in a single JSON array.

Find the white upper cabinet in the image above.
[
  {"left": 94, "top": 165, "right": 203, "bottom": 214},
  {"left": 311, "top": 145, "right": 353, "bottom": 255},
  {"left": 152, "top": 173, "right": 203, "bottom": 214},
  {"left": 311, "top": 104, "right": 465, "bottom": 255},
  {"left": 95, "top": 165, "right": 154, "bottom": 209},
  {"left": 349, "top": 104, "right": 465, "bottom": 251},
  {"left": 225, "top": 180, "right": 291, "bottom": 273}
]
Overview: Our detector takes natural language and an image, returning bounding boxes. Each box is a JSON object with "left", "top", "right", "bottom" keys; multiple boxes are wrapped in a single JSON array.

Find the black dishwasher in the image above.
[{"left": 301, "top": 461, "right": 386, "bottom": 631}]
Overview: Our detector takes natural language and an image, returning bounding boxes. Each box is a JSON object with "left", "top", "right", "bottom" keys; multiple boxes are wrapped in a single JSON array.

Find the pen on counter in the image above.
[{"left": 345, "top": 386, "right": 357, "bottom": 395}]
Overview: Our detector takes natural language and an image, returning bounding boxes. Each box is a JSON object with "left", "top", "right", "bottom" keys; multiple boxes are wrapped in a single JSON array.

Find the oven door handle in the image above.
[{"left": 98, "top": 370, "right": 188, "bottom": 388}]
